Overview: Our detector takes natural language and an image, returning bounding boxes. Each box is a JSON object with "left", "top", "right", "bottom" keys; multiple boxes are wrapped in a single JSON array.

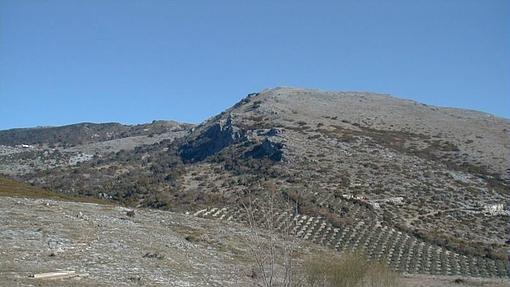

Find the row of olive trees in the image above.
[{"left": 242, "top": 181, "right": 400, "bottom": 287}]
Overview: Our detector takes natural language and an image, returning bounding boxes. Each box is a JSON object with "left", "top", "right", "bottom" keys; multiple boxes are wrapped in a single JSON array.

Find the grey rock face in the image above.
[
  {"left": 244, "top": 139, "right": 283, "bottom": 161},
  {"left": 180, "top": 115, "right": 246, "bottom": 162}
]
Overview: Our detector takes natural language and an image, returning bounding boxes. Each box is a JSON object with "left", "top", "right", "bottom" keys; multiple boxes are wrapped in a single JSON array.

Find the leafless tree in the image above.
[{"left": 242, "top": 181, "right": 301, "bottom": 287}]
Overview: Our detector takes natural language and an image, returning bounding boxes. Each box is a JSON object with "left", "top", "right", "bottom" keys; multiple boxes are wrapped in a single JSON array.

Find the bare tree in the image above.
[{"left": 242, "top": 181, "right": 300, "bottom": 287}]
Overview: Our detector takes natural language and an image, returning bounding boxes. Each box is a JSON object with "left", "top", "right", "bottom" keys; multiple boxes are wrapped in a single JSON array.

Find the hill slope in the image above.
[
  {"left": 2, "top": 87, "right": 509, "bottom": 278},
  {"left": 0, "top": 120, "right": 192, "bottom": 176},
  {"left": 0, "top": 120, "right": 191, "bottom": 146},
  {"left": 2, "top": 195, "right": 508, "bottom": 286},
  {"left": 175, "top": 87, "right": 510, "bottom": 271}
]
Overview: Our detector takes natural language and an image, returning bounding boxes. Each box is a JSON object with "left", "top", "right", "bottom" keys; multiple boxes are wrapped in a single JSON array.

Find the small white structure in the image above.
[
  {"left": 483, "top": 204, "right": 506, "bottom": 216},
  {"left": 482, "top": 203, "right": 510, "bottom": 216}
]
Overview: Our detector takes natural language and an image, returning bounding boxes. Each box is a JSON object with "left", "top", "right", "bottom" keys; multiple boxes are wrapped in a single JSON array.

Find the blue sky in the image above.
[{"left": 1, "top": 0, "right": 509, "bottom": 129}]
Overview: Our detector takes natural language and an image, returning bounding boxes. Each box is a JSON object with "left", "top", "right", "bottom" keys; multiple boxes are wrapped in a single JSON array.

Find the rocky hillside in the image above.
[
  {"left": 175, "top": 87, "right": 510, "bottom": 270},
  {"left": 0, "top": 120, "right": 192, "bottom": 176},
  {"left": 3, "top": 194, "right": 509, "bottom": 286},
  {"left": 0, "top": 120, "right": 191, "bottom": 147},
  {"left": 2, "top": 87, "right": 509, "bottom": 278}
]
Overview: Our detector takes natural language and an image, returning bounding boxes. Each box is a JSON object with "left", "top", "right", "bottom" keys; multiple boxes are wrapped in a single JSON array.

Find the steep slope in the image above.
[
  {"left": 175, "top": 87, "right": 510, "bottom": 264},
  {"left": 183, "top": 87, "right": 508, "bottom": 177}
]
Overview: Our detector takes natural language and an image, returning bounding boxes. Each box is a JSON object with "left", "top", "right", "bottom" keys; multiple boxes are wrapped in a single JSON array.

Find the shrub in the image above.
[
  {"left": 303, "top": 252, "right": 400, "bottom": 287},
  {"left": 363, "top": 262, "right": 400, "bottom": 287}
]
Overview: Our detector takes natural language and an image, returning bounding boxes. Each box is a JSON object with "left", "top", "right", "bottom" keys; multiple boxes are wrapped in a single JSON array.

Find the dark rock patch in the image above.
[
  {"left": 245, "top": 139, "right": 283, "bottom": 161},
  {"left": 180, "top": 116, "right": 246, "bottom": 162}
]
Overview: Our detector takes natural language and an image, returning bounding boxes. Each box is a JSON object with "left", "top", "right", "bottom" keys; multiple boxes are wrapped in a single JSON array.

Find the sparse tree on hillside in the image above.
[{"left": 243, "top": 181, "right": 300, "bottom": 287}]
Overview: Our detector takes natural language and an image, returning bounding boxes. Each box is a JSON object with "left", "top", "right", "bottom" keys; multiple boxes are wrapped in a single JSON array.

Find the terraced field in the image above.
[{"left": 192, "top": 205, "right": 509, "bottom": 278}]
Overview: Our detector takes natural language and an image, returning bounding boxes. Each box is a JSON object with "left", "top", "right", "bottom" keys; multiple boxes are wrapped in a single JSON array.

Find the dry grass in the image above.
[{"left": 303, "top": 252, "right": 401, "bottom": 287}]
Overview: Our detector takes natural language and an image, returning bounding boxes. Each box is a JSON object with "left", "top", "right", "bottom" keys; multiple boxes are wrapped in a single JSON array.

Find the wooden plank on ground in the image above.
[{"left": 31, "top": 271, "right": 78, "bottom": 280}]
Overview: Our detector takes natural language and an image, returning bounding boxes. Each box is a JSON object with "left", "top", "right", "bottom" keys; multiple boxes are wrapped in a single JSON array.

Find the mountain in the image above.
[{"left": 1, "top": 87, "right": 509, "bottom": 278}]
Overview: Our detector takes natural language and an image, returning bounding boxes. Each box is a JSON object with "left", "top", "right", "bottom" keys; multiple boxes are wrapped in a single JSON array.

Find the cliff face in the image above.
[{"left": 180, "top": 115, "right": 246, "bottom": 162}]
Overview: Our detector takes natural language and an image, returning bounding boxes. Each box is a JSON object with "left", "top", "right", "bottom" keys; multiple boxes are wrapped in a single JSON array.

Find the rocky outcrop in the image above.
[
  {"left": 180, "top": 115, "right": 246, "bottom": 162},
  {"left": 244, "top": 139, "right": 284, "bottom": 161}
]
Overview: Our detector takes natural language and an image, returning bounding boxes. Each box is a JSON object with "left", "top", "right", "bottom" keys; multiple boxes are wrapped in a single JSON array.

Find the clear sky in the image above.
[{"left": 1, "top": 0, "right": 509, "bottom": 130}]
